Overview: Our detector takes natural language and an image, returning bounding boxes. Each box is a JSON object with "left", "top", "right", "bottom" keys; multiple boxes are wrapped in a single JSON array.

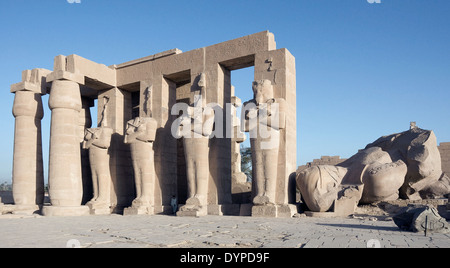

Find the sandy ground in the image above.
[{"left": 0, "top": 213, "right": 448, "bottom": 248}]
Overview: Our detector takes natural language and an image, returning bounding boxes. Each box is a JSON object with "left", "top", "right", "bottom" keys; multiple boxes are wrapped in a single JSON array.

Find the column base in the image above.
[
  {"left": 176, "top": 204, "right": 207, "bottom": 217},
  {"left": 207, "top": 204, "right": 240, "bottom": 216},
  {"left": 154, "top": 205, "right": 175, "bottom": 215},
  {"left": 11, "top": 205, "right": 41, "bottom": 215},
  {"left": 251, "top": 204, "right": 298, "bottom": 218},
  {"left": 239, "top": 203, "right": 253, "bottom": 216},
  {"left": 87, "top": 203, "right": 112, "bottom": 215},
  {"left": 123, "top": 205, "right": 154, "bottom": 215},
  {"left": 42, "top": 205, "right": 90, "bottom": 217}
]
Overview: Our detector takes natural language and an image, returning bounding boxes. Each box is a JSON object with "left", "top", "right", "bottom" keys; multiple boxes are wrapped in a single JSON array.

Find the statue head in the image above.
[
  {"left": 193, "top": 73, "right": 207, "bottom": 108},
  {"left": 252, "top": 79, "right": 274, "bottom": 105}
]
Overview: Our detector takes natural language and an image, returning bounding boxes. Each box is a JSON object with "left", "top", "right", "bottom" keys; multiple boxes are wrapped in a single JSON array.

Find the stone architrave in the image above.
[
  {"left": 175, "top": 73, "right": 215, "bottom": 217},
  {"left": 10, "top": 69, "right": 49, "bottom": 214},
  {"left": 83, "top": 126, "right": 113, "bottom": 215},
  {"left": 123, "top": 117, "right": 158, "bottom": 215},
  {"left": 243, "top": 80, "right": 286, "bottom": 213}
]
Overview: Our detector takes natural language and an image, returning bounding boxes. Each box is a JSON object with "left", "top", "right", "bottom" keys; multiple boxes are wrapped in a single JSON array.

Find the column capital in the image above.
[
  {"left": 10, "top": 68, "right": 52, "bottom": 95},
  {"left": 48, "top": 80, "right": 82, "bottom": 112},
  {"left": 12, "top": 90, "right": 44, "bottom": 119},
  {"left": 46, "top": 55, "right": 85, "bottom": 85}
]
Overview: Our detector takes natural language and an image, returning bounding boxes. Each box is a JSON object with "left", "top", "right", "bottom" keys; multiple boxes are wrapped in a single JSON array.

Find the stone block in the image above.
[
  {"left": 176, "top": 210, "right": 201, "bottom": 217},
  {"left": 277, "top": 204, "right": 298, "bottom": 218},
  {"left": 87, "top": 203, "right": 111, "bottom": 215},
  {"left": 42, "top": 206, "right": 90, "bottom": 217},
  {"left": 66, "top": 54, "right": 116, "bottom": 89},
  {"left": 176, "top": 204, "right": 207, "bottom": 217},
  {"left": 11, "top": 205, "right": 40, "bottom": 215},
  {"left": 207, "top": 204, "right": 240, "bottom": 216},
  {"left": 239, "top": 203, "right": 253, "bottom": 216},
  {"left": 251, "top": 205, "right": 277, "bottom": 218},
  {"left": 123, "top": 206, "right": 154, "bottom": 216}
]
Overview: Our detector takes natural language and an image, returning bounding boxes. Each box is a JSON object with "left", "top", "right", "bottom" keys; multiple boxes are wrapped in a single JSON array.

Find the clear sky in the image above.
[{"left": 0, "top": 0, "right": 449, "bottom": 183}]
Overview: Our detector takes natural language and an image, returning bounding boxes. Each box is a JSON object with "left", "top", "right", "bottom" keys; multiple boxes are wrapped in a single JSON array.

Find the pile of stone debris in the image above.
[{"left": 353, "top": 198, "right": 449, "bottom": 234}]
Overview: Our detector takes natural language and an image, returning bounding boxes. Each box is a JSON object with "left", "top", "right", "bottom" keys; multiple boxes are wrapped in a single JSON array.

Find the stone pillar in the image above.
[
  {"left": 11, "top": 89, "right": 44, "bottom": 213},
  {"left": 43, "top": 57, "right": 89, "bottom": 216},
  {"left": 97, "top": 87, "right": 134, "bottom": 212},
  {"left": 10, "top": 69, "right": 50, "bottom": 214},
  {"left": 80, "top": 97, "right": 94, "bottom": 205},
  {"left": 151, "top": 76, "right": 178, "bottom": 214},
  {"left": 249, "top": 48, "right": 297, "bottom": 218}
]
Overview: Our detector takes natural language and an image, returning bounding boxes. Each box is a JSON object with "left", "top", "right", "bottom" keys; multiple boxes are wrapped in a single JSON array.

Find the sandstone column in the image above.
[
  {"left": 43, "top": 56, "right": 89, "bottom": 216},
  {"left": 11, "top": 69, "right": 51, "bottom": 214},
  {"left": 11, "top": 87, "right": 44, "bottom": 213}
]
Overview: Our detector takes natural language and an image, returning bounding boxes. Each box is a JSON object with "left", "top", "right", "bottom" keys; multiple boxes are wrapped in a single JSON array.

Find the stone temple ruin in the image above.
[
  {"left": 9, "top": 31, "right": 297, "bottom": 217},
  {"left": 7, "top": 31, "right": 449, "bottom": 220}
]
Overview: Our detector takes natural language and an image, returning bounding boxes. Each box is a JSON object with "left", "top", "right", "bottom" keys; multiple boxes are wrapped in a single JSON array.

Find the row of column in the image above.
[
  {"left": 12, "top": 76, "right": 88, "bottom": 216},
  {"left": 11, "top": 48, "right": 297, "bottom": 217}
]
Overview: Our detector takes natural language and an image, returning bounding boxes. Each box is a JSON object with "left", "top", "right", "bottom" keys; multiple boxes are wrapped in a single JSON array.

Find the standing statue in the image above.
[
  {"left": 175, "top": 73, "right": 215, "bottom": 216},
  {"left": 82, "top": 96, "right": 113, "bottom": 214},
  {"left": 243, "top": 79, "right": 286, "bottom": 206},
  {"left": 124, "top": 116, "right": 158, "bottom": 214}
]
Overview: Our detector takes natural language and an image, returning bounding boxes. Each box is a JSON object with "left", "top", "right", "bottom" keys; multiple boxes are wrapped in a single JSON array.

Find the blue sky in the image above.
[{"left": 0, "top": 0, "right": 449, "bottom": 182}]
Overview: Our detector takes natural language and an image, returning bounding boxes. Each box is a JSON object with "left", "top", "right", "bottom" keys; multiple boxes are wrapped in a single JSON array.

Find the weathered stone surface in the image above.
[
  {"left": 83, "top": 126, "right": 113, "bottom": 215},
  {"left": 124, "top": 117, "right": 158, "bottom": 215},
  {"left": 438, "top": 142, "right": 450, "bottom": 177},
  {"left": 393, "top": 206, "right": 450, "bottom": 234},
  {"left": 297, "top": 127, "right": 449, "bottom": 215}
]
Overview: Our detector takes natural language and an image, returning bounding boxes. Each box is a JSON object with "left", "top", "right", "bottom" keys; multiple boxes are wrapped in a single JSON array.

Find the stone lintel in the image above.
[
  {"left": 46, "top": 70, "right": 85, "bottom": 85},
  {"left": 115, "top": 48, "right": 183, "bottom": 69},
  {"left": 48, "top": 54, "right": 117, "bottom": 89},
  {"left": 66, "top": 54, "right": 116, "bottom": 89},
  {"left": 116, "top": 31, "right": 276, "bottom": 87}
]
